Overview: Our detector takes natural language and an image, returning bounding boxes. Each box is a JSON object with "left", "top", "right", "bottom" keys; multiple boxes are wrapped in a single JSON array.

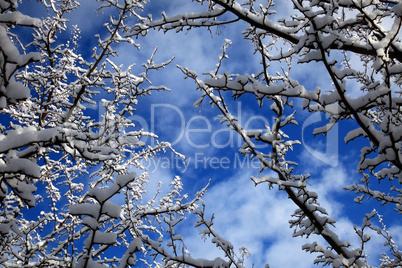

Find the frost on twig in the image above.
[
  {"left": 0, "top": 0, "right": 231, "bottom": 267},
  {"left": 171, "top": 0, "right": 402, "bottom": 263}
]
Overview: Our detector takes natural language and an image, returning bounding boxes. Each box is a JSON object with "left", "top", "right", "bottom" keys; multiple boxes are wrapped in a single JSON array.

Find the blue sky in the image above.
[{"left": 12, "top": 0, "right": 402, "bottom": 267}]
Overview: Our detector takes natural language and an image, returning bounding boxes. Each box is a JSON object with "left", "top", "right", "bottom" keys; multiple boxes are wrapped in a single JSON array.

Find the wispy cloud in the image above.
[
  {"left": 51, "top": 1, "right": 401, "bottom": 267},
  {"left": 180, "top": 168, "right": 318, "bottom": 267}
]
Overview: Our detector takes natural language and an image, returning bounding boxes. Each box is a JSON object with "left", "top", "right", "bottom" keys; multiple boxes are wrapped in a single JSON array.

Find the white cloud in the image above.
[
  {"left": 14, "top": 1, "right": 402, "bottom": 267},
  {"left": 179, "top": 168, "right": 320, "bottom": 267},
  {"left": 65, "top": 1, "right": 401, "bottom": 266},
  {"left": 174, "top": 152, "right": 402, "bottom": 267},
  {"left": 264, "top": 238, "right": 317, "bottom": 268}
]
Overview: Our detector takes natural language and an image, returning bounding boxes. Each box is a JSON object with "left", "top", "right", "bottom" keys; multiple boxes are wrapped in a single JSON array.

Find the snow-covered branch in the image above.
[{"left": 0, "top": 0, "right": 230, "bottom": 266}]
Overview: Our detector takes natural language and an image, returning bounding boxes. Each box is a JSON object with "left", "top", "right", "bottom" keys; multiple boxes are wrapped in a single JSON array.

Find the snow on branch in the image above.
[{"left": 0, "top": 1, "right": 234, "bottom": 267}]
